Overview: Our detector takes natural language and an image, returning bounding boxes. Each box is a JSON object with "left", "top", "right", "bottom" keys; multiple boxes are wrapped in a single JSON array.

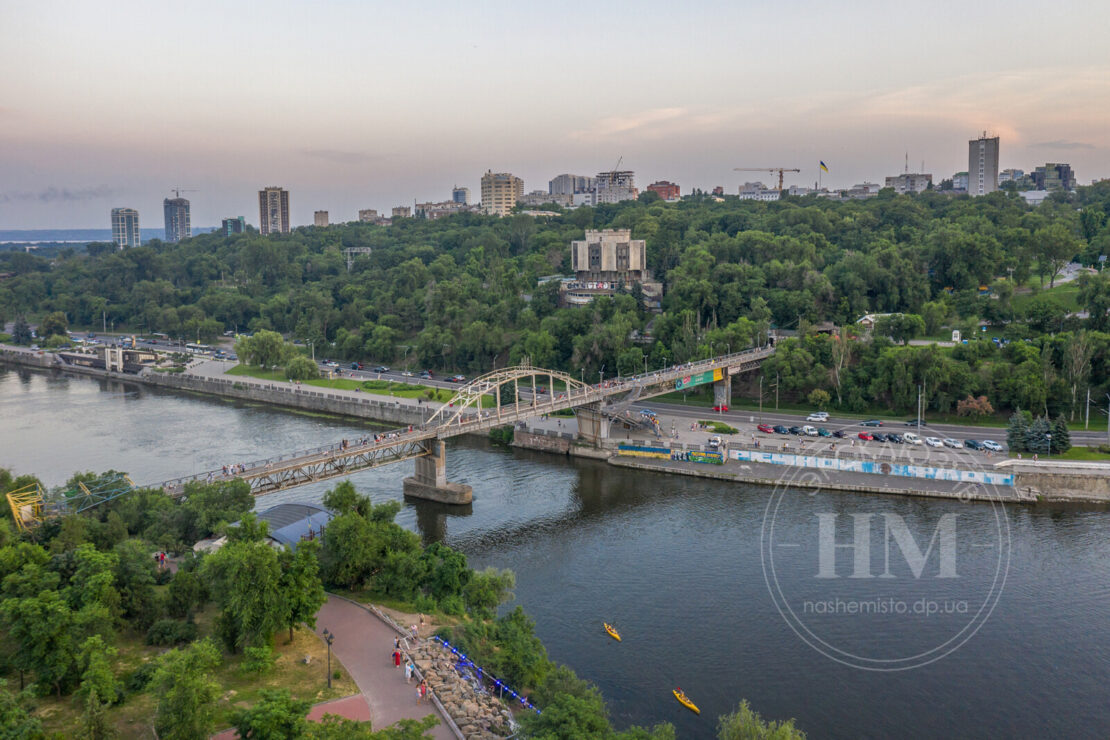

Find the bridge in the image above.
[{"left": 7, "top": 347, "right": 774, "bottom": 527}]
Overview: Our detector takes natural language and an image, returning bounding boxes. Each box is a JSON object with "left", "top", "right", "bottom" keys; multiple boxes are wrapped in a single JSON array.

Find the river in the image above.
[{"left": 2, "top": 366, "right": 1109, "bottom": 738}]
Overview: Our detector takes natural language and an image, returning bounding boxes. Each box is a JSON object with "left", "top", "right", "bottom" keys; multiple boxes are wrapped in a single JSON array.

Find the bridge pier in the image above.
[
  {"left": 713, "top": 371, "right": 732, "bottom": 408},
  {"left": 575, "top": 403, "right": 611, "bottom": 446},
  {"left": 402, "top": 440, "right": 473, "bottom": 505}
]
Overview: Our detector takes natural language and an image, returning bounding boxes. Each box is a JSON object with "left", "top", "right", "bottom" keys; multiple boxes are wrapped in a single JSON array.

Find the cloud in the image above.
[
  {"left": 570, "top": 107, "right": 688, "bottom": 140},
  {"left": 0, "top": 185, "right": 115, "bottom": 204},
  {"left": 1031, "top": 139, "right": 1095, "bottom": 150},
  {"left": 300, "top": 149, "right": 381, "bottom": 164}
]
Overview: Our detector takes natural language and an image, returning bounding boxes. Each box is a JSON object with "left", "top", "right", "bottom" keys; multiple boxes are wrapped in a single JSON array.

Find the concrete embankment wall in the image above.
[{"left": 0, "top": 347, "right": 57, "bottom": 369}]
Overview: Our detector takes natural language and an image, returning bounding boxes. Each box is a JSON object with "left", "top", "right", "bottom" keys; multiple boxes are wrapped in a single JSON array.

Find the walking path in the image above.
[{"left": 314, "top": 595, "right": 456, "bottom": 739}]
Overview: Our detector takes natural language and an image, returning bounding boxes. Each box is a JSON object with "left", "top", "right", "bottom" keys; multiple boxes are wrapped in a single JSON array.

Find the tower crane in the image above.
[
  {"left": 733, "top": 167, "right": 801, "bottom": 191},
  {"left": 170, "top": 187, "right": 198, "bottom": 199}
]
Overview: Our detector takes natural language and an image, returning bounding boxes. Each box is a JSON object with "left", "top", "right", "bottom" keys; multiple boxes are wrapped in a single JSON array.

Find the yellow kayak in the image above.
[
  {"left": 673, "top": 688, "right": 700, "bottom": 714},
  {"left": 603, "top": 622, "right": 621, "bottom": 641}
]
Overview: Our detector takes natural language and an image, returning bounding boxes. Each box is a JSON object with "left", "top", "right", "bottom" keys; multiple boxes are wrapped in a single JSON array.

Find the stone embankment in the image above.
[{"left": 407, "top": 641, "right": 514, "bottom": 739}]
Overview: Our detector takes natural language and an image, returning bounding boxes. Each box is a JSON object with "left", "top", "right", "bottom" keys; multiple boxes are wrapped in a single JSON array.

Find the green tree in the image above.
[
  {"left": 38, "top": 311, "right": 68, "bottom": 340},
  {"left": 1025, "top": 416, "right": 1052, "bottom": 456},
  {"left": 285, "top": 355, "right": 319, "bottom": 381},
  {"left": 112, "top": 539, "right": 161, "bottom": 629},
  {"left": 1077, "top": 273, "right": 1110, "bottom": 332},
  {"left": 12, "top": 317, "right": 32, "bottom": 345},
  {"left": 0, "top": 679, "right": 45, "bottom": 739},
  {"left": 76, "top": 635, "right": 121, "bottom": 740},
  {"left": 717, "top": 699, "right": 806, "bottom": 739},
  {"left": 231, "top": 689, "right": 310, "bottom": 740},
  {"left": 806, "top": 389, "right": 830, "bottom": 410},
  {"left": 279, "top": 540, "right": 327, "bottom": 643},
  {"left": 1051, "top": 415, "right": 1072, "bottom": 453},
  {"left": 1033, "top": 224, "right": 1080, "bottom": 288},
  {"left": 463, "top": 567, "right": 515, "bottom": 620},
  {"left": 238, "top": 330, "right": 292, "bottom": 369},
  {"left": 321, "top": 480, "right": 362, "bottom": 516},
  {"left": 151, "top": 638, "right": 222, "bottom": 740},
  {"left": 519, "top": 691, "right": 613, "bottom": 740},
  {"left": 202, "top": 535, "right": 285, "bottom": 651}
]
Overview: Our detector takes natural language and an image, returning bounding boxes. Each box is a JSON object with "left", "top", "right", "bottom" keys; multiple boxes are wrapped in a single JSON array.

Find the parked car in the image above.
[
  {"left": 802, "top": 425, "right": 819, "bottom": 436},
  {"left": 806, "top": 412, "right": 829, "bottom": 422},
  {"left": 817, "top": 427, "right": 832, "bottom": 437},
  {"left": 374, "top": 365, "right": 389, "bottom": 373},
  {"left": 861, "top": 419, "right": 883, "bottom": 427},
  {"left": 904, "top": 419, "right": 928, "bottom": 426},
  {"left": 858, "top": 431, "right": 874, "bottom": 441},
  {"left": 788, "top": 426, "right": 803, "bottom": 435},
  {"left": 902, "top": 432, "right": 923, "bottom": 445},
  {"left": 419, "top": 370, "right": 433, "bottom": 379},
  {"left": 832, "top": 430, "right": 846, "bottom": 438},
  {"left": 773, "top": 425, "right": 790, "bottom": 434},
  {"left": 712, "top": 405, "right": 729, "bottom": 412},
  {"left": 982, "top": 440, "right": 1003, "bottom": 452},
  {"left": 942, "top": 438, "right": 963, "bottom": 449},
  {"left": 872, "top": 432, "right": 888, "bottom": 443},
  {"left": 925, "top": 437, "right": 944, "bottom": 448},
  {"left": 964, "top": 439, "right": 985, "bottom": 451},
  {"left": 708, "top": 436, "right": 722, "bottom": 449},
  {"left": 757, "top": 424, "right": 774, "bottom": 434},
  {"left": 887, "top": 433, "right": 904, "bottom": 444}
]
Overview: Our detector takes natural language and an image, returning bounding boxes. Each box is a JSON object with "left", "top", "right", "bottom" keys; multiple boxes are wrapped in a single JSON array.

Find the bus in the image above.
[{"left": 185, "top": 343, "right": 213, "bottom": 354}]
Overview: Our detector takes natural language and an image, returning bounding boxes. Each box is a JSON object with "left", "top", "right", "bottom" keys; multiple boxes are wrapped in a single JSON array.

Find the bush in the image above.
[
  {"left": 488, "top": 426, "right": 514, "bottom": 446},
  {"left": 285, "top": 355, "right": 319, "bottom": 381},
  {"left": 241, "top": 644, "right": 276, "bottom": 675},
  {"left": 125, "top": 661, "right": 159, "bottom": 693},
  {"left": 146, "top": 619, "right": 199, "bottom": 646}
]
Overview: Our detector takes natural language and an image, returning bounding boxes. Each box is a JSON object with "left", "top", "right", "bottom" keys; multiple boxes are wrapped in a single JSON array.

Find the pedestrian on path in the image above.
[
  {"left": 405, "top": 661, "right": 414, "bottom": 683},
  {"left": 410, "top": 624, "right": 419, "bottom": 641},
  {"left": 393, "top": 648, "right": 401, "bottom": 668}
]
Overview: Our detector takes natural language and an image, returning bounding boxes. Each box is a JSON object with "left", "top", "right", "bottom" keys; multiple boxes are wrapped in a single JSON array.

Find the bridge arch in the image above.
[{"left": 424, "top": 363, "right": 588, "bottom": 430}]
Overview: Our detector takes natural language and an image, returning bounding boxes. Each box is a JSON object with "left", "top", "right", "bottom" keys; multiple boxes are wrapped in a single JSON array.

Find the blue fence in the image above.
[{"left": 433, "top": 636, "right": 541, "bottom": 714}]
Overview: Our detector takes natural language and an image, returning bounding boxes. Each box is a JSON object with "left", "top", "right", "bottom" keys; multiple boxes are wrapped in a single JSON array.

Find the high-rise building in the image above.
[
  {"left": 884, "top": 173, "right": 933, "bottom": 194},
  {"left": 452, "top": 186, "right": 470, "bottom": 205},
  {"left": 222, "top": 217, "right": 246, "bottom": 236},
  {"left": 951, "top": 172, "right": 969, "bottom": 191},
  {"left": 594, "top": 170, "right": 637, "bottom": 203},
  {"left": 314, "top": 210, "right": 329, "bottom": 228},
  {"left": 480, "top": 171, "right": 524, "bottom": 216},
  {"left": 1032, "top": 163, "right": 1076, "bottom": 192},
  {"left": 162, "top": 197, "right": 191, "bottom": 243},
  {"left": 258, "top": 186, "right": 291, "bottom": 235},
  {"left": 968, "top": 133, "right": 1000, "bottom": 196},
  {"left": 111, "top": 208, "right": 141, "bottom": 248},
  {"left": 358, "top": 209, "right": 379, "bottom": 222},
  {"left": 549, "top": 174, "right": 596, "bottom": 195},
  {"left": 646, "top": 181, "right": 680, "bottom": 200}
]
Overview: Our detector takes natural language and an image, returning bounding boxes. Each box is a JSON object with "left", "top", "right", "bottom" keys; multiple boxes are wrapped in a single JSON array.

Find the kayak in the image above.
[
  {"left": 673, "top": 688, "right": 700, "bottom": 714},
  {"left": 603, "top": 623, "right": 621, "bottom": 641}
]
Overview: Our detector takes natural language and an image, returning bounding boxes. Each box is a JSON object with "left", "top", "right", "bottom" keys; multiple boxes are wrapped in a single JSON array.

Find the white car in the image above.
[
  {"left": 708, "top": 436, "right": 722, "bottom": 449},
  {"left": 981, "top": 440, "right": 1003, "bottom": 452},
  {"left": 806, "top": 412, "right": 829, "bottom": 422},
  {"left": 902, "top": 432, "right": 923, "bottom": 445},
  {"left": 802, "top": 425, "right": 819, "bottom": 436},
  {"left": 401, "top": 370, "right": 414, "bottom": 377},
  {"left": 925, "top": 437, "right": 944, "bottom": 448},
  {"left": 942, "top": 438, "right": 963, "bottom": 449}
]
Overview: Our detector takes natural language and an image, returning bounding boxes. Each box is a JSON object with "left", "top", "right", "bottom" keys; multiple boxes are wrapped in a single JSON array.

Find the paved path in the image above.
[{"left": 314, "top": 596, "right": 454, "bottom": 739}]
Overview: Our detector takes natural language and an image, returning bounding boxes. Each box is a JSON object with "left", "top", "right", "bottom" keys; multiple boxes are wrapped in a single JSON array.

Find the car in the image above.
[
  {"left": 419, "top": 370, "right": 433, "bottom": 379},
  {"left": 802, "top": 425, "right": 819, "bottom": 436},
  {"left": 29, "top": 344, "right": 39, "bottom": 351},
  {"left": 374, "top": 366, "right": 389, "bottom": 373},
  {"left": 925, "top": 437, "right": 944, "bottom": 448},
  {"left": 806, "top": 412, "right": 829, "bottom": 422},
  {"left": 640, "top": 409, "right": 657, "bottom": 419},
  {"left": 226, "top": 354, "right": 238, "bottom": 361},
  {"left": 832, "top": 429, "right": 846, "bottom": 438},
  {"left": 773, "top": 425, "right": 790, "bottom": 434},
  {"left": 964, "top": 439, "right": 985, "bottom": 451},
  {"left": 861, "top": 419, "right": 883, "bottom": 427},
  {"left": 857, "top": 431, "right": 873, "bottom": 441},
  {"left": 708, "top": 436, "right": 722, "bottom": 449},
  {"left": 872, "top": 432, "right": 888, "bottom": 442},
  {"left": 788, "top": 426, "right": 803, "bottom": 435},
  {"left": 942, "top": 438, "right": 963, "bottom": 449},
  {"left": 448, "top": 374, "right": 466, "bottom": 382},
  {"left": 905, "top": 419, "right": 929, "bottom": 426},
  {"left": 325, "top": 361, "right": 339, "bottom": 368},
  {"left": 887, "top": 433, "right": 904, "bottom": 444},
  {"left": 982, "top": 440, "right": 1003, "bottom": 452},
  {"left": 902, "top": 432, "right": 923, "bottom": 445},
  {"left": 757, "top": 424, "right": 774, "bottom": 434},
  {"left": 401, "top": 370, "right": 413, "bottom": 377},
  {"left": 351, "top": 362, "right": 361, "bottom": 370},
  {"left": 712, "top": 404, "right": 729, "bottom": 412},
  {"left": 817, "top": 427, "right": 831, "bottom": 437}
]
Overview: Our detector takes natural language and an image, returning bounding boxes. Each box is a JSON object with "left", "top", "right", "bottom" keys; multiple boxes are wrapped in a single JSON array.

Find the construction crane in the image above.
[
  {"left": 170, "top": 187, "right": 198, "bottom": 199},
  {"left": 733, "top": 167, "right": 801, "bottom": 191}
]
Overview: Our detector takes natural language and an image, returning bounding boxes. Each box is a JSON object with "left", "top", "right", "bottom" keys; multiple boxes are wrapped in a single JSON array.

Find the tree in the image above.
[
  {"left": 76, "top": 635, "right": 121, "bottom": 740},
  {"left": 230, "top": 689, "right": 310, "bottom": 740},
  {"left": 285, "top": 355, "right": 319, "bottom": 381},
  {"left": 0, "top": 679, "right": 44, "bottom": 739},
  {"left": 237, "top": 330, "right": 292, "bottom": 369},
  {"left": 112, "top": 539, "right": 161, "bottom": 629},
  {"left": 518, "top": 691, "right": 613, "bottom": 740},
  {"left": 463, "top": 567, "right": 515, "bottom": 619},
  {"left": 806, "top": 389, "right": 830, "bottom": 410},
  {"left": 872, "top": 313, "right": 926, "bottom": 345},
  {"left": 717, "top": 699, "right": 806, "bottom": 739},
  {"left": 1077, "top": 273, "right": 1110, "bottom": 332},
  {"left": 1033, "top": 224, "right": 1080, "bottom": 288},
  {"left": 1025, "top": 416, "right": 1052, "bottom": 456},
  {"left": 322, "top": 480, "right": 362, "bottom": 516},
  {"left": 1051, "top": 415, "right": 1072, "bottom": 454},
  {"left": 151, "top": 639, "right": 222, "bottom": 740},
  {"left": 956, "top": 395, "right": 994, "bottom": 417},
  {"left": 38, "top": 311, "right": 68, "bottom": 340},
  {"left": 279, "top": 540, "right": 327, "bottom": 643},
  {"left": 12, "top": 317, "right": 32, "bottom": 345},
  {"left": 1006, "top": 410, "right": 1030, "bottom": 453},
  {"left": 202, "top": 536, "right": 285, "bottom": 651}
]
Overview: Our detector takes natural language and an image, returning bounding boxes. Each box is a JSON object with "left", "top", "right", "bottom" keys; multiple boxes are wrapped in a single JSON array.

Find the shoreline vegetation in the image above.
[{"left": 0, "top": 469, "right": 805, "bottom": 738}]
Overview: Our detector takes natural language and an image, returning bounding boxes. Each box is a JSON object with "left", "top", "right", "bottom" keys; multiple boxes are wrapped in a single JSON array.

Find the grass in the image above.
[
  {"left": 698, "top": 420, "right": 739, "bottom": 434},
  {"left": 1011, "top": 446, "right": 1110, "bottom": 461},
  {"left": 225, "top": 364, "right": 492, "bottom": 405},
  {"left": 31, "top": 606, "right": 356, "bottom": 739},
  {"left": 1011, "top": 281, "right": 1082, "bottom": 312}
]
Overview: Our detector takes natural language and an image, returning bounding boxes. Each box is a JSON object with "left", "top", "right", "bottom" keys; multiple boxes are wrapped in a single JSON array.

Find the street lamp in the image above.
[
  {"left": 1045, "top": 433, "right": 1052, "bottom": 459},
  {"left": 599, "top": 364, "right": 605, "bottom": 385},
  {"left": 322, "top": 629, "right": 334, "bottom": 688},
  {"left": 759, "top": 376, "right": 764, "bottom": 425}
]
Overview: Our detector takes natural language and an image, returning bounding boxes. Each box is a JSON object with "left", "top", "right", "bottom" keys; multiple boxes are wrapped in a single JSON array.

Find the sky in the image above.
[{"left": 1, "top": 0, "right": 1109, "bottom": 229}]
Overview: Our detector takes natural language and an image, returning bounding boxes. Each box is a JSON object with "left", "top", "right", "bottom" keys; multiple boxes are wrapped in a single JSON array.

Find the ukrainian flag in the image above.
[{"left": 820, "top": 161, "right": 829, "bottom": 173}]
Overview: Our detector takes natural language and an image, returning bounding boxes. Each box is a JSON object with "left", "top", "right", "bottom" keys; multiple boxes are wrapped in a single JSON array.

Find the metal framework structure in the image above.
[
  {"left": 4, "top": 473, "right": 136, "bottom": 531},
  {"left": 5, "top": 482, "right": 46, "bottom": 532}
]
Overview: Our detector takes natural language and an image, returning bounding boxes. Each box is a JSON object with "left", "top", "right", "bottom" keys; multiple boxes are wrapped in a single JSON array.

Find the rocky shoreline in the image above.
[{"left": 407, "top": 640, "right": 515, "bottom": 739}]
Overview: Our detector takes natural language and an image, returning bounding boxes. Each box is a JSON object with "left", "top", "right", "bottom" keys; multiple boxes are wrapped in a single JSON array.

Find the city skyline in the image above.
[{"left": 2, "top": 0, "right": 1109, "bottom": 229}]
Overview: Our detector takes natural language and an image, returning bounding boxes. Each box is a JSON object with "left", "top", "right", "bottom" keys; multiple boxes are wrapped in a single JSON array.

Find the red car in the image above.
[
  {"left": 757, "top": 424, "right": 774, "bottom": 434},
  {"left": 712, "top": 405, "right": 729, "bottom": 412},
  {"left": 858, "top": 431, "right": 873, "bottom": 441}
]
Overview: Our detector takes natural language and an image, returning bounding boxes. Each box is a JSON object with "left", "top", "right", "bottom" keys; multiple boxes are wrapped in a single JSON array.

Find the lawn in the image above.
[
  {"left": 1013, "top": 446, "right": 1110, "bottom": 461},
  {"left": 1011, "top": 281, "right": 1082, "bottom": 312},
  {"left": 32, "top": 605, "right": 357, "bottom": 739},
  {"left": 226, "top": 364, "right": 483, "bottom": 404}
]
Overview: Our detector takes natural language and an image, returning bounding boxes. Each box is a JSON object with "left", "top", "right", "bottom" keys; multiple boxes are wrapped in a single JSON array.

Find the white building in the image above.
[
  {"left": 111, "top": 207, "right": 140, "bottom": 248},
  {"left": 594, "top": 170, "right": 638, "bottom": 204},
  {"left": 968, "top": 133, "right": 1000, "bottom": 196},
  {"left": 884, "top": 173, "right": 933, "bottom": 194},
  {"left": 549, "top": 174, "right": 596, "bottom": 195},
  {"left": 737, "top": 182, "right": 779, "bottom": 201}
]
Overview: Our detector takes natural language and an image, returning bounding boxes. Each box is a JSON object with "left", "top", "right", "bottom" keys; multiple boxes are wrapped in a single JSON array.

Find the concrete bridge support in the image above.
[
  {"left": 402, "top": 440, "right": 473, "bottom": 505},
  {"left": 713, "top": 371, "right": 732, "bottom": 408},
  {"left": 575, "top": 403, "right": 611, "bottom": 446}
]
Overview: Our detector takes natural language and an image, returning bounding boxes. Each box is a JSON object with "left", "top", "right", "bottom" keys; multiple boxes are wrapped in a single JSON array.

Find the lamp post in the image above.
[
  {"left": 1045, "top": 433, "right": 1052, "bottom": 460},
  {"left": 307, "top": 340, "right": 315, "bottom": 362},
  {"left": 599, "top": 364, "right": 605, "bottom": 386},
  {"left": 759, "top": 376, "right": 764, "bottom": 425},
  {"left": 322, "top": 629, "right": 334, "bottom": 688}
]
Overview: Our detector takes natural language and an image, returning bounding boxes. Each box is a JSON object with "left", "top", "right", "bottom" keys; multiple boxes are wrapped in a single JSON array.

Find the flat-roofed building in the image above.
[
  {"left": 884, "top": 173, "right": 933, "bottom": 194},
  {"left": 480, "top": 171, "right": 524, "bottom": 216},
  {"left": 163, "top": 197, "right": 191, "bottom": 242},
  {"left": 314, "top": 210, "right": 329, "bottom": 227},
  {"left": 258, "top": 186, "right": 291, "bottom": 234},
  {"left": 563, "top": 228, "right": 662, "bottom": 310},
  {"left": 222, "top": 216, "right": 246, "bottom": 236},
  {"left": 968, "top": 134, "right": 1000, "bottom": 196},
  {"left": 111, "top": 207, "right": 141, "bottom": 248},
  {"left": 646, "top": 181, "right": 680, "bottom": 200}
]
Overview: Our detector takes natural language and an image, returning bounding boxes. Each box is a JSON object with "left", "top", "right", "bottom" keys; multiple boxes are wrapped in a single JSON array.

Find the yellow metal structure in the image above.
[{"left": 5, "top": 482, "right": 45, "bottom": 532}]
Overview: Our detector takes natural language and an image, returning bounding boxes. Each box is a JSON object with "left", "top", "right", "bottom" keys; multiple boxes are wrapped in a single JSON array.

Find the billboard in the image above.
[
  {"left": 689, "top": 450, "right": 724, "bottom": 465},
  {"left": 617, "top": 444, "right": 671, "bottom": 460},
  {"left": 675, "top": 367, "right": 723, "bottom": 390}
]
